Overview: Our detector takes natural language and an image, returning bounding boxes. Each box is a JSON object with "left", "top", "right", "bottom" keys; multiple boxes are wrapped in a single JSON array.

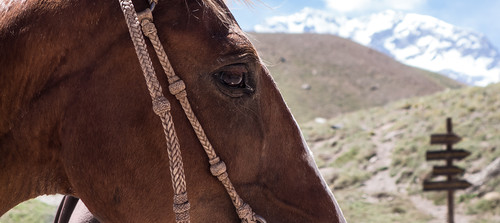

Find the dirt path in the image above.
[{"left": 362, "top": 122, "right": 399, "bottom": 194}]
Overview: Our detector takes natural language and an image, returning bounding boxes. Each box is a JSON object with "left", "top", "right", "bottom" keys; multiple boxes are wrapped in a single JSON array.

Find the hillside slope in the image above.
[
  {"left": 250, "top": 33, "right": 462, "bottom": 123},
  {"left": 303, "top": 83, "right": 500, "bottom": 222}
]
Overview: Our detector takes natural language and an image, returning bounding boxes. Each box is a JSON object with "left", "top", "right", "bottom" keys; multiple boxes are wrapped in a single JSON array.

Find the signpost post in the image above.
[{"left": 423, "top": 118, "right": 471, "bottom": 223}]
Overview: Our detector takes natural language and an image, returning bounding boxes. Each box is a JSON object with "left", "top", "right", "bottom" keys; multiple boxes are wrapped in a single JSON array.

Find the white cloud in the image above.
[
  {"left": 324, "top": 0, "right": 427, "bottom": 13},
  {"left": 385, "top": 0, "right": 427, "bottom": 10},
  {"left": 324, "top": 0, "right": 371, "bottom": 12}
]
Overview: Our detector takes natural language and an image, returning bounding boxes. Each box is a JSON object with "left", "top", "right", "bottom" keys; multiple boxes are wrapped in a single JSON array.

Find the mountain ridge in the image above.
[{"left": 255, "top": 8, "right": 500, "bottom": 86}]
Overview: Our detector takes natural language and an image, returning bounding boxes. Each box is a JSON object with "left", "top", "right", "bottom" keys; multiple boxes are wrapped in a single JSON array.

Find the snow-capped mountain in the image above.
[{"left": 255, "top": 8, "right": 500, "bottom": 86}]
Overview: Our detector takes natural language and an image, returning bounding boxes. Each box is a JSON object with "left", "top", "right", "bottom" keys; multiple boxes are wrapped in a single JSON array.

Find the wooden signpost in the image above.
[
  {"left": 423, "top": 118, "right": 471, "bottom": 223},
  {"left": 426, "top": 150, "right": 470, "bottom": 161},
  {"left": 431, "top": 166, "right": 465, "bottom": 176}
]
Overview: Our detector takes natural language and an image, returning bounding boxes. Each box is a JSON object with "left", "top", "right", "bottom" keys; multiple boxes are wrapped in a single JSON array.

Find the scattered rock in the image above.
[
  {"left": 400, "top": 103, "right": 412, "bottom": 110},
  {"left": 311, "top": 69, "right": 318, "bottom": 75},
  {"left": 392, "top": 207, "right": 406, "bottom": 214},
  {"left": 279, "top": 57, "right": 286, "bottom": 63},
  {"left": 484, "top": 192, "right": 500, "bottom": 201},
  {"left": 314, "top": 117, "right": 326, "bottom": 123},
  {"left": 301, "top": 83, "right": 311, "bottom": 90},
  {"left": 373, "top": 192, "right": 395, "bottom": 202},
  {"left": 466, "top": 157, "right": 500, "bottom": 192},
  {"left": 375, "top": 192, "right": 391, "bottom": 199},
  {"left": 331, "top": 124, "right": 343, "bottom": 130},
  {"left": 489, "top": 146, "right": 497, "bottom": 152}
]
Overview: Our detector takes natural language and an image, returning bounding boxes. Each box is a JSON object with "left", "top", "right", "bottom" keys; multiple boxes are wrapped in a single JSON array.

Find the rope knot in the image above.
[
  {"left": 173, "top": 193, "right": 188, "bottom": 204},
  {"left": 137, "top": 8, "right": 153, "bottom": 23},
  {"left": 169, "top": 79, "right": 186, "bottom": 97},
  {"left": 237, "top": 203, "right": 256, "bottom": 222},
  {"left": 237, "top": 204, "right": 267, "bottom": 223},
  {"left": 173, "top": 201, "right": 191, "bottom": 213},
  {"left": 174, "top": 209, "right": 190, "bottom": 223},
  {"left": 209, "top": 157, "right": 220, "bottom": 165},
  {"left": 138, "top": 9, "right": 156, "bottom": 37},
  {"left": 152, "top": 96, "right": 171, "bottom": 115},
  {"left": 210, "top": 159, "right": 227, "bottom": 177},
  {"left": 173, "top": 192, "right": 190, "bottom": 222},
  {"left": 141, "top": 20, "right": 157, "bottom": 37}
]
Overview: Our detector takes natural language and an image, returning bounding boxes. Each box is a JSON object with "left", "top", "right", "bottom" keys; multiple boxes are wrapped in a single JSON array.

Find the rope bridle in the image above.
[{"left": 117, "top": 0, "right": 266, "bottom": 222}]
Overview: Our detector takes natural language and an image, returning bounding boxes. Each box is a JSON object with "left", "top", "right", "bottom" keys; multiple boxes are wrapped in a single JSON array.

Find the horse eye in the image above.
[
  {"left": 217, "top": 65, "right": 247, "bottom": 88},
  {"left": 213, "top": 64, "right": 255, "bottom": 97},
  {"left": 219, "top": 71, "right": 244, "bottom": 87}
]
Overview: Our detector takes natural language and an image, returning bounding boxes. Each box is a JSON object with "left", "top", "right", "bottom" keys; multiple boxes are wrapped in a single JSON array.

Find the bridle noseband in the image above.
[{"left": 118, "top": 0, "right": 266, "bottom": 222}]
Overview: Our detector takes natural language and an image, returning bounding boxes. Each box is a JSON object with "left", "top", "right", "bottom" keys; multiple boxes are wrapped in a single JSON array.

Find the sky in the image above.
[{"left": 228, "top": 0, "right": 500, "bottom": 49}]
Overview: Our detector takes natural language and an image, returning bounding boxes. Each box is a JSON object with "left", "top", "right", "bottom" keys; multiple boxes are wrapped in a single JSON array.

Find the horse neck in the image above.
[{"left": 0, "top": 0, "right": 129, "bottom": 213}]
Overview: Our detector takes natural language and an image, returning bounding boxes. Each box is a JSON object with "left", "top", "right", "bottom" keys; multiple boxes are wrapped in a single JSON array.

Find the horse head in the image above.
[{"left": 0, "top": 0, "right": 345, "bottom": 222}]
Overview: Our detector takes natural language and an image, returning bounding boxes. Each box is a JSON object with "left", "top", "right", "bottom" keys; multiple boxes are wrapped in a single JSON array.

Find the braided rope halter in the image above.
[{"left": 117, "top": 0, "right": 266, "bottom": 222}]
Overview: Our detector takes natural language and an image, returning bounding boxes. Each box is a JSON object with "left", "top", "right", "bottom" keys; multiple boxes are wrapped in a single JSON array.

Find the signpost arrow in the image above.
[
  {"left": 426, "top": 149, "right": 471, "bottom": 161},
  {"left": 423, "top": 180, "right": 472, "bottom": 191},
  {"left": 430, "top": 133, "right": 462, "bottom": 145},
  {"left": 432, "top": 166, "right": 465, "bottom": 176}
]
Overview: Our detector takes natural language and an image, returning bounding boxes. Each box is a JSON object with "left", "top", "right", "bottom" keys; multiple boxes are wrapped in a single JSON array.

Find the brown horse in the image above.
[{"left": 0, "top": 0, "right": 346, "bottom": 222}]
